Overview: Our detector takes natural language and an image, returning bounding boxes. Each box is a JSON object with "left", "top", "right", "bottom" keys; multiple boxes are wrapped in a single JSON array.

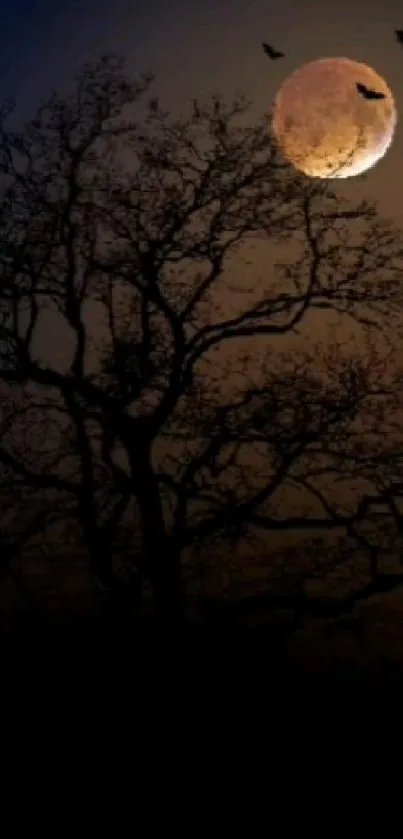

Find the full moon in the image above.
[{"left": 272, "top": 57, "right": 397, "bottom": 178}]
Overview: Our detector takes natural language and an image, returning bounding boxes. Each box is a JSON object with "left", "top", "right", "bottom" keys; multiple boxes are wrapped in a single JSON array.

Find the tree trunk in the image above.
[
  {"left": 82, "top": 524, "right": 115, "bottom": 591},
  {"left": 129, "top": 443, "right": 183, "bottom": 627},
  {"left": 83, "top": 526, "right": 142, "bottom": 615}
]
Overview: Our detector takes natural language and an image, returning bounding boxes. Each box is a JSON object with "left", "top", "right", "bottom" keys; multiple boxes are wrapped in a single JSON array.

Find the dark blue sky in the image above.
[{"left": 1, "top": 0, "right": 403, "bottom": 220}]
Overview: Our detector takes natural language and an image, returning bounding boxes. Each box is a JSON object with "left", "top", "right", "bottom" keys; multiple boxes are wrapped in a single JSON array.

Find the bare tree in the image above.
[{"left": 0, "top": 55, "right": 403, "bottom": 626}]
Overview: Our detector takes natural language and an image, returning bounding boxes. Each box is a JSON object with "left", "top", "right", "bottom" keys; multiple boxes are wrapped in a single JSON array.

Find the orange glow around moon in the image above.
[{"left": 272, "top": 57, "right": 397, "bottom": 179}]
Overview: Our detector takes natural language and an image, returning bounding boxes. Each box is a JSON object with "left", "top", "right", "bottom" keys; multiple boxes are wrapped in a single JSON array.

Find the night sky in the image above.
[
  {"left": 0, "top": 0, "right": 400, "bottom": 378},
  {"left": 1, "top": 0, "right": 403, "bottom": 224},
  {"left": 3, "top": 1, "right": 403, "bottom": 670}
]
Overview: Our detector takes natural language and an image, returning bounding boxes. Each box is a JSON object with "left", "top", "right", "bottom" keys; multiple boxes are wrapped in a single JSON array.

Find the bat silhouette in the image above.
[
  {"left": 395, "top": 30, "right": 403, "bottom": 44},
  {"left": 356, "top": 82, "right": 386, "bottom": 100},
  {"left": 262, "top": 42, "right": 284, "bottom": 59}
]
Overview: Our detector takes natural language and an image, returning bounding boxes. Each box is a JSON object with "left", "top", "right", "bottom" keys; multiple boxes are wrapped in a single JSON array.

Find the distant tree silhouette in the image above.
[{"left": 0, "top": 55, "right": 403, "bottom": 627}]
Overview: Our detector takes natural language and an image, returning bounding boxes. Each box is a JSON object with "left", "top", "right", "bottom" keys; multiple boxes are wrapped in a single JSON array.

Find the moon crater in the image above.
[{"left": 272, "top": 57, "right": 397, "bottom": 178}]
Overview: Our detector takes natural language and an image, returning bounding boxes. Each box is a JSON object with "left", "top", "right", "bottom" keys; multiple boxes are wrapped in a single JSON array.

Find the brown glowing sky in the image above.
[
  {"left": 3, "top": 0, "right": 403, "bottom": 224},
  {"left": 3, "top": 0, "right": 403, "bottom": 376},
  {"left": 2, "top": 0, "right": 403, "bottom": 578}
]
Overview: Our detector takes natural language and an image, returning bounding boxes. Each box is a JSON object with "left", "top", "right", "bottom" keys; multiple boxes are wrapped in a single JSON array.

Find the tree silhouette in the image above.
[{"left": 0, "top": 55, "right": 403, "bottom": 628}]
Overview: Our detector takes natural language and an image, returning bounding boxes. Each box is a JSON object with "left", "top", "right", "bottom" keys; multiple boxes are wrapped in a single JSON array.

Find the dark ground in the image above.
[{"left": 3, "top": 608, "right": 403, "bottom": 690}]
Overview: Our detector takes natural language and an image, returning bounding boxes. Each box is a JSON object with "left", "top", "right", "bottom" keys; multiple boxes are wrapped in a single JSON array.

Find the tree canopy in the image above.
[{"left": 1, "top": 55, "right": 403, "bottom": 629}]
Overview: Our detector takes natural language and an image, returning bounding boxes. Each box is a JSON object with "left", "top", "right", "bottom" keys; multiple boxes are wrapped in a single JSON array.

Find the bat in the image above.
[
  {"left": 262, "top": 42, "right": 284, "bottom": 59},
  {"left": 356, "top": 82, "right": 386, "bottom": 100},
  {"left": 395, "top": 30, "right": 403, "bottom": 44}
]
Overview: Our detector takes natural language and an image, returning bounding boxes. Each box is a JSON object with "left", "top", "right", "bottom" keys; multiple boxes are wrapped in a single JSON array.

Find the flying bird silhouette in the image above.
[
  {"left": 395, "top": 29, "right": 403, "bottom": 44},
  {"left": 356, "top": 82, "right": 386, "bottom": 100},
  {"left": 262, "top": 42, "right": 284, "bottom": 59}
]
